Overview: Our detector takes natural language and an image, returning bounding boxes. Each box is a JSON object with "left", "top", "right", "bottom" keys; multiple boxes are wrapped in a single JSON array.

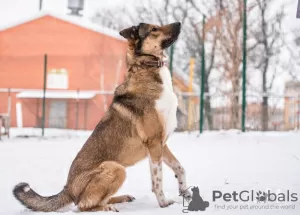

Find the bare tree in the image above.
[
  {"left": 215, "top": 0, "right": 245, "bottom": 129},
  {"left": 250, "top": 0, "right": 285, "bottom": 131},
  {"left": 91, "top": 0, "right": 287, "bottom": 131},
  {"left": 91, "top": 6, "right": 133, "bottom": 30},
  {"left": 92, "top": 0, "right": 220, "bottom": 130},
  {"left": 287, "top": 29, "right": 300, "bottom": 80},
  {"left": 187, "top": 0, "right": 222, "bottom": 129}
]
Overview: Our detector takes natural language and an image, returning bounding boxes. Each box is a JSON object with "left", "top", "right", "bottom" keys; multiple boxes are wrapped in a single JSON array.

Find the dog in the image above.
[{"left": 13, "top": 22, "right": 191, "bottom": 212}]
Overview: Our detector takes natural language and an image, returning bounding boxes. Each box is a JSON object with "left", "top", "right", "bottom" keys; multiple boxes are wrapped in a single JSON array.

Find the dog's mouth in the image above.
[
  {"left": 161, "top": 36, "right": 179, "bottom": 49},
  {"left": 161, "top": 22, "right": 181, "bottom": 49}
]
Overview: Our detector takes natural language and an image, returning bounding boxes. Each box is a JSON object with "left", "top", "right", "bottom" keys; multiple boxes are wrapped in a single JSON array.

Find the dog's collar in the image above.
[
  {"left": 135, "top": 53, "right": 166, "bottom": 68},
  {"left": 141, "top": 60, "right": 166, "bottom": 68}
]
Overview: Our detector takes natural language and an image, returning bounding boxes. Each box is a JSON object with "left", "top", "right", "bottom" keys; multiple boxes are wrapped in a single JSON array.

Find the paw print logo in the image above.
[
  {"left": 180, "top": 186, "right": 209, "bottom": 213},
  {"left": 256, "top": 191, "right": 267, "bottom": 203}
]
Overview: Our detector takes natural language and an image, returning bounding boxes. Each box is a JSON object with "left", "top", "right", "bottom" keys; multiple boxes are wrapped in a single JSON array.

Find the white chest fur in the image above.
[{"left": 155, "top": 66, "right": 178, "bottom": 138}]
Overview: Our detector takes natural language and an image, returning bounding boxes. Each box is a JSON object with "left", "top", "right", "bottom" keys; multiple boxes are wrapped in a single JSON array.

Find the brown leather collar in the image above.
[{"left": 141, "top": 60, "right": 166, "bottom": 68}]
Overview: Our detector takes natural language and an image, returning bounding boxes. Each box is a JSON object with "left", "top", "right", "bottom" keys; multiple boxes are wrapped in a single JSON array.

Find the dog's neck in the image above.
[{"left": 125, "top": 42, "right": 166, "bottom": 70}]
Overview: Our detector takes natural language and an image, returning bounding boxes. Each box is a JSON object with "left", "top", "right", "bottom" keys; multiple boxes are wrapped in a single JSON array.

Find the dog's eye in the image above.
[{"left": 152, "top": 27, "right": 158, "bottom": 32}]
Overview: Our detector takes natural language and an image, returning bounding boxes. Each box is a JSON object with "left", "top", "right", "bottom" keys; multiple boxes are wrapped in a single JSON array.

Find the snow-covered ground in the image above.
[{"left": 1, "top": 129, "right": 300, "bottom": 215}]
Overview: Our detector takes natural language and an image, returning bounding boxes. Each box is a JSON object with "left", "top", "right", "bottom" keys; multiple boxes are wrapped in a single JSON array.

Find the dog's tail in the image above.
[{"left": 13, "top": 182, "right": 73, "bottom": 212}]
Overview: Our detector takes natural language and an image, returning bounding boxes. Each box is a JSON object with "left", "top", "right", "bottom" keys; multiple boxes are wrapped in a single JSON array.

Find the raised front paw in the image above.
[{"left": 159, "top": 199, "right": 175, "bottom": 208}]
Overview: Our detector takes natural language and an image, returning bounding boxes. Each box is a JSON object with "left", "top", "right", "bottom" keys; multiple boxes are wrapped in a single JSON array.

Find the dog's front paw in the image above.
[
  {"left": 159, "top": 199, "right": 175, "bottom": 208},
  {"left": 123, "top": 195, "right": 136, "bottom": 202},
  {"left": 180, "top": 189, "right": 192, "bottom": 201}
]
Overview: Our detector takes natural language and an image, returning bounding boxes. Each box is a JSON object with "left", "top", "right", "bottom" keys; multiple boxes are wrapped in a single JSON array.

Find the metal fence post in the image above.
[
  {"left": 42, "top": 54, "right": 47, "bottom": 137},
  {"left": 169, "top": 45, "right": 174, "bottom": 77},
  {"left": 7, "top": 88, "right": 11, "bottom": 138},
  {"left": 199, "top": 15, "right": 206, "bottom": 134},
  {"left": 76, "top": 89, "right": 79, "bottom": 130},
  {"left": 241, "top": 0, "right": 247, "bottom": 132}
]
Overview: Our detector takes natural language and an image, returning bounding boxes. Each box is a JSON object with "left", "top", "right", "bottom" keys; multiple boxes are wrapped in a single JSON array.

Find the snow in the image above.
[{"left": 1, "top": 129, "right": 300, "bottom": 214}]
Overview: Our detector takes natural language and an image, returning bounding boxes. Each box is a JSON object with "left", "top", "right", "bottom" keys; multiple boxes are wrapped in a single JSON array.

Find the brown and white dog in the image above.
[{"left": 13, "top": 22, "right": 190, "bottom": 212}]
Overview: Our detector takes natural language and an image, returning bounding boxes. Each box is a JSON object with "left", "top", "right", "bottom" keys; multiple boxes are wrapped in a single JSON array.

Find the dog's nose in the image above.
[
  {"left": 172, "top": 22, "right": 181, "bottom": 34},
  {"left": 175, "top": 22, "right": 181, "bottom": 28},
  {"left": 173, "top": 22, "right": 181, "bottom": 29}
]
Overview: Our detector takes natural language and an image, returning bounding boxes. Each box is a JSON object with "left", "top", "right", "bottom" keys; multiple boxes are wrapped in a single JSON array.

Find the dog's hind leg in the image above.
[
  {"left": 163, "top": 145, "right": 191, "bottom": 200},
  {"left": 77, "top": 161, "right": 126, "bottom": 212},
  {"left": 148, "top": 143, "right": 175, "bottom": 208}
]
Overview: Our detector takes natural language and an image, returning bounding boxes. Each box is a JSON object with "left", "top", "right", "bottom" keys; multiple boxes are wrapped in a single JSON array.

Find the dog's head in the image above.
[{"left": 119, "top": 22, "right": 181, "bottom": 58}]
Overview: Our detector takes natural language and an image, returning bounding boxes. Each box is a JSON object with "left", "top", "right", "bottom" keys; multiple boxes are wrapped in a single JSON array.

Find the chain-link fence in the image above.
[
  {"left": 175, "top": 93, "right": 300, "bottom": 132},
  {"left": 1, "top": 55, "right": 299, "bottom": 135},
  {"left": 1, "top": 89, "right": 299, "bottom": 135}
]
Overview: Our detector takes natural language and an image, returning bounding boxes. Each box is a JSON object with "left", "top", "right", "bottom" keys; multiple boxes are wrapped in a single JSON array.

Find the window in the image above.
[{"left": 47, "top": 68, "right": 68, "bottom": 89}]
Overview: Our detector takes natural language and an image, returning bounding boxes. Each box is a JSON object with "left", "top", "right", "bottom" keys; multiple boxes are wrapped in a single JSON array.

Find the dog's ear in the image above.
[{"left": 119, "top": 26, "right": 137, "bottom": 39}]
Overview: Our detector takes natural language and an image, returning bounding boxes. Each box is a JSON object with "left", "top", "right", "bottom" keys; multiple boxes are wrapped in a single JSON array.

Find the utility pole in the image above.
[{"left": 241, "top": 0, "right": 247, "bottom": 132}]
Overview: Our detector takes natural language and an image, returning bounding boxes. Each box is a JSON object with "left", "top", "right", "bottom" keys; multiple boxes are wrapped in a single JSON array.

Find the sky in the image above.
[
  {"left": 0, "top": 0, "right": 298, "bottom": 29},
  {"left": 0, "top": 0, "right": 141, "bottom": 27},
  {"left": 0, "top": 0, "right": 299, "bottom": 95}
]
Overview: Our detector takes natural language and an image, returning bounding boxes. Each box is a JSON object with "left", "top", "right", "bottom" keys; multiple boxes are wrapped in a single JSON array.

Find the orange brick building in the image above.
[{"left": 0, "top": 11, "right": 127, "bottom": 130}]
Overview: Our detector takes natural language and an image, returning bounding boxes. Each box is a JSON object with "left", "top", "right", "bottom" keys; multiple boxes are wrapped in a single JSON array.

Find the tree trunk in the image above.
[
  {"left": 232, "top": 94, "right": 239, "bottom": 129},
  {"left": 262, "top": 71, "right": 268, "bottom": 131},
  {"left": 262, "top": 96, "right": 268, "bottom": 131},
  {"left": 231, "top": 77, "right": 240, "bottom": 129}
]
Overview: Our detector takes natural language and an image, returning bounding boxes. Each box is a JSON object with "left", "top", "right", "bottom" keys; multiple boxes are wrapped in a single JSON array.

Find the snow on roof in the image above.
[
  {"left": 0, "top": 10, "right": 124, "bottom": 41},
  {"left": 17, "top": 90, "right": 96, "bottom": 99}
]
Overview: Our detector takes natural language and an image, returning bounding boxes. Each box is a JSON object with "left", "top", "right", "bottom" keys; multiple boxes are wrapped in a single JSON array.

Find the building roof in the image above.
[
  {"left": 285, "top": 80, "right": 300, "bottom": 89},
  {"left": 0, "top": 11, "right": 124, "bottom": 41},
  {"left": 16, "top": 90, "right": 96, "bottom": 99}
]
